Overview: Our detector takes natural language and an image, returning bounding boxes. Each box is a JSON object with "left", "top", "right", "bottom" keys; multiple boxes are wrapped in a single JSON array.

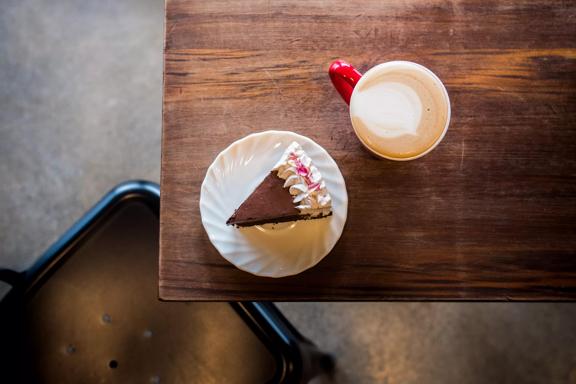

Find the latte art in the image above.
[
  {"left": 353, "top": 81, "right": 422, "bottom": 138},
  {"left": 349, "top": 61, "right": 450, "bottom": 160}
]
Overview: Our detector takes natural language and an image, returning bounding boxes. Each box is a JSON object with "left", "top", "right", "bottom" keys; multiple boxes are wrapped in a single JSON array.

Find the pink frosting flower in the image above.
[
  {"left": 288, "top": 150, "right": 314, "bottom": 182},
  {"left": 294, "top": 158, "right": 309, "bottom": 176},
  {"left": 297, "top": 165, "right": 309, "bottom": 176}
]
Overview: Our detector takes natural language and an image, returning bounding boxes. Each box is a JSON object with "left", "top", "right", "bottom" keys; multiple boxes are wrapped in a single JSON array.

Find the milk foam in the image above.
[{"left": 352, "top": 81, "right": 422, "bottom": 138}]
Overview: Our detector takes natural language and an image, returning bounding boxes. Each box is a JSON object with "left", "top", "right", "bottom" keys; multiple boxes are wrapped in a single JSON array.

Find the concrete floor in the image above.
[{"left": 0, "top": 1, "right": 574, "bottom": 383}]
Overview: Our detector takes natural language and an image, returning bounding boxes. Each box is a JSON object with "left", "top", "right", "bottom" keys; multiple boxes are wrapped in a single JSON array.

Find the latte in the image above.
[{"left": 349, "top": 61, "right": 450, "bottom": 160}]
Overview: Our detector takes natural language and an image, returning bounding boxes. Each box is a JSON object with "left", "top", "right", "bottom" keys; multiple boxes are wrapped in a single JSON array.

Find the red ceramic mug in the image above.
[{"left": 329, "top": 60, "right": 451, "bottom": 161}]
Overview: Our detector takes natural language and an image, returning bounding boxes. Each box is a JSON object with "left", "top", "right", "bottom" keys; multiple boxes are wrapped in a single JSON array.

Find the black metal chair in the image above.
[{"left": 0, "top": 181, "right": 334, "bottom": 383}]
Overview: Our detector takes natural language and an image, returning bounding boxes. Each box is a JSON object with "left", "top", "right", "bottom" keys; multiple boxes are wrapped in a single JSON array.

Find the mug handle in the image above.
[{"left": 329, "top": 60, "right": 363, "bottom": 105}]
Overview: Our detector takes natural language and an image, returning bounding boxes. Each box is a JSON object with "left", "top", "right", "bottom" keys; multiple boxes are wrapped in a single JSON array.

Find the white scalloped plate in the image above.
[{"left": 200, "top": 130, "right": 348, "bottom": 278}]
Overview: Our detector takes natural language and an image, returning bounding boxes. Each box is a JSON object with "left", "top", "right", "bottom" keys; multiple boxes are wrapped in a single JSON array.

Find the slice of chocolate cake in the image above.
[{"left": 226, "top": 142, "right": 332, "bottom": 227}]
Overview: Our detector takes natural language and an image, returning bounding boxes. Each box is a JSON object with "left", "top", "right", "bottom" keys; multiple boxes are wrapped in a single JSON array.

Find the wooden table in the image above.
[{"left": 160, "top": 0, "right": 576, "bottom": 301}]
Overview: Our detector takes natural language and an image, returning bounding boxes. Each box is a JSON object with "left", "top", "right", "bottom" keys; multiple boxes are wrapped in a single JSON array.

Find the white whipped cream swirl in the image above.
[{"left": 272, "top": 141, "right": 332, "bottom": 217}]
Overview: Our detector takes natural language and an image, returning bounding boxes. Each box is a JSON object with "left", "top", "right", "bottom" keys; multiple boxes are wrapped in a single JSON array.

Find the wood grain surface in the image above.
[{"left": 160, "top": 0, "right": 576, "bottom": 300}]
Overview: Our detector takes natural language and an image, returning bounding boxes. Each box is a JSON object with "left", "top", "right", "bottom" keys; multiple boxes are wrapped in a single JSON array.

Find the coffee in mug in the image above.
[{"left": 329, "top": 60, "right": 450, "bottom": 160}]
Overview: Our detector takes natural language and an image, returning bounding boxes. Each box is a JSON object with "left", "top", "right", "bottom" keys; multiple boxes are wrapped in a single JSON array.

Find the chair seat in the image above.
[{"left": 20, "top": 201, "right": 276, "bottom": 383}]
